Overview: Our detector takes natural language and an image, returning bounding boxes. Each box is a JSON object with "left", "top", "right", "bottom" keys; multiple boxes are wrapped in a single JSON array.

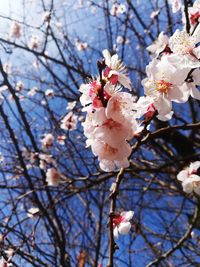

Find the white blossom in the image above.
[
  {"left": 9, "top": 22, "right": 21, "bottom": 38},
  {"left": 75, "top": 39, "right": 88, "bottom": 51},
  {"left": 177, "top": 161, "right": 200, "bottom": 195},
  {"left": 46, "top": 168, "right": 61, "bottom": 186},
  {"left": 113, "top": 211, "right": 134, "bottom": 238},
  {"left": 41, "top": 133, "right": 54, "bottom": 148},
  {"left": 61, "top": 111, "right": 77, "bottom": 131},
  {"left": 27, "top": 207, "right": 40, "bottom": 218},
  {"left": 45, "top": 89, "right": 54, "bottom": 98},
  {"left": 29, "top": 35, "right": 40, "bottom": 50},
  {"left": 102, "top": 49, "right": 131, "bottom": 90},
  {"left": 147, "top": 32, "right": 169, "bottom": 56}
]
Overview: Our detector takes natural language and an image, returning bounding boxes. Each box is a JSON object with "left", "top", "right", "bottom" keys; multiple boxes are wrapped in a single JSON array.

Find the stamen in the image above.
[{"left": 156, "top": 80, "right": 172, "bottom": 93}]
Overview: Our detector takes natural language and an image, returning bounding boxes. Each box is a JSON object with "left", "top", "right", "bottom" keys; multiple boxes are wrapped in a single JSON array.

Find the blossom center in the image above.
[
  {"left": 104, "top": 143, "right": 118, "bottom": 155},
  {"left": 89, "top": 81, "right": 101, "bottom": 97},
  {"left": 113, "top": 215, "right": 124, "bottom": 227},
  {"left": 190, "top": 170, "right": 197, "bottom": 175},
  {"left": 103, "top": 119, "right": 121, "bottom": 130},
  {"left": 104, "top": 67, "right": 119, "bottom": 85},
  {"left": 156, "top": 80, "right": 172, "bottom": 93}
]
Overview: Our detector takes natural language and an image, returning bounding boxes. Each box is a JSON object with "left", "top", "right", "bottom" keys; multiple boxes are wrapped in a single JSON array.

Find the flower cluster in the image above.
[
  {"left": 80, "top": 50, "right": 141, "bottom": 172},
  {"left": 135, "top": 0, "right": 200, "bottom": 122},
  {"left": 177, "top": 161, "right": 200, "bottom": 194}
]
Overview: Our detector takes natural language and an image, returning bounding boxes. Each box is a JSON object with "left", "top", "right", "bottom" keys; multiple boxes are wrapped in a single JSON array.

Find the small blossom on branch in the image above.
[
  {"left": 102, "top": 49, "right": 132, "bottom": 90},
  {"left": 27, "top": 207, "right": 40, "bottom": 218},
  {"left": 46, "top": 168, "right": 61, "bottom": 186},
  {"left": 41, "top": 133, "right": 54, "bottom": 148},
  {"left": 182, "top": 0, "right": 200, "bottom": 31},
  {"left": 61, "top": 111, "right": 77, "bottom": 131},
  {"left": 113, "top": 211, "right": 134, "bottom": 238},
  {"left": 9, "top": 22, "right": 21, "bottom": 38},
  {"left": 147, "top": 32, "right": 169, "bottom": 56},
  {"left": 168, "top": 0, "right": 182, "bottom": 13},
  {"left": 177, "top": 161, "right": 200, "bottom": 194}
]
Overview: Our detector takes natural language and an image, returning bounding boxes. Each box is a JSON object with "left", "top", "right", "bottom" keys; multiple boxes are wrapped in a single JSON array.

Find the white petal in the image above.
[
  {"left": 115, "top": 158, "right": 130, "bottom": 169},
  {"left": 168, "top": 84, "right": 189, "bottom": 103},
  {"left": 177, "top": 170, "right": 188, "bottom": 181},
  {"left": 182, "top": 180, "right": 193, "bottom": 193},
  {"left": 193, "top": 23, "right": 200, "bottom": 44},
  {"left": 118, "top": 222, "right": 131, "bottom": 235},
  {"left": 113, "top": 226, "right": 119, "bottom": 238},
  {"left": 102, "top": 49, "right": 111, "bottom": 67},
  {"left": 190, "top": 161, "right": 200, "bottom": 171},
  {"left": 118, "top": 74, "right": 132, "bottom": 90},
  {"left": 121, "top": 211, "right": 134, "bottom": 221},
  {"left": 192, "top": 69, "right": 200, "bottom": 85},
  {"left": 193, "top": 47, "right": 200, "bottom": 60},
  {"left": 191, "top": 85, "right": 200, "bottom": 100},
  {"left": 110, "top": 54, "right": 119, "bottom": 69},
  {"left": 154, "top": 96, "right": 172, "bottom": 116},
  {"left": 156, "top": 111, "right": 173, "bottom": 121}
]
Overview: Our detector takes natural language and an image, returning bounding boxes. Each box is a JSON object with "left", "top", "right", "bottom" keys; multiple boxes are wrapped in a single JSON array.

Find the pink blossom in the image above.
[
  {"left": 106, "top": 92, "right": 135, "bottom": 124},
  {"left": 150, "top": 9, "right": 160, "bottom": 19},
  {"left": 99, "top": 158, "right": 130, "bottom": 172},
  {"left": 79, "top": 80, "right": 107, "bottom": 110},
  {"left": 116, "top": 36, "right": 124, "bottom": 44},
  {"left": 91, "top": 139, "right": 131, "bottom": 162},
  {"left": 93, "top": 118, "right": 133, "bottom": 147},
  {"left": 79, "top": 50, "right": 139, "bottom": 171},
  {"left": 28, "top": 87, "right": 38, "bottom": 97}
]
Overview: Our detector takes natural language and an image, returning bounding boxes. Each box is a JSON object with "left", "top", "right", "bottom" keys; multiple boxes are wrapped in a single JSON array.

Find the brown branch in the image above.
[
  {"left": 184, "top": 0, "right": 191, "bottom": 33},
  {"left": 107, "top": 168, "right": 124, "bottom": 267}
]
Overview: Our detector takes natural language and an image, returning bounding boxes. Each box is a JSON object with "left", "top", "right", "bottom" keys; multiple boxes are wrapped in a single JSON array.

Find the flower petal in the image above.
[{"left": 118, "top": 222, "right": 131, "bottom": 235}]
